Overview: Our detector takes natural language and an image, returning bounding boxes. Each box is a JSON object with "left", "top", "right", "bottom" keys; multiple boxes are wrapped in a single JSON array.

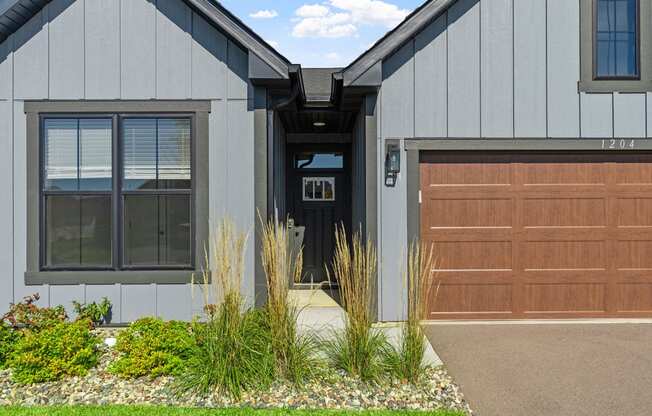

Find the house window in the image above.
[
  {"left": 302, "top": 177, "right": 336, "bottom": 201},
  {"left": 41, "top": 115, "right": 194, "bottom": 271},
  {"left": 594, "top": 0, "right": 639, "bottom": 79}
]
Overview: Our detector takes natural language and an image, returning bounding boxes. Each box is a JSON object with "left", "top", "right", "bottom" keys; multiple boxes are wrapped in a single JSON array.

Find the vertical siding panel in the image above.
[
  {"left": 648, "top": 93, "right": 652, "bottom": 138},
  {"left": 613, "top": 93, "right": 646, "bottom": 138},
  {"left": 514, "top": 0, "right": 547, "bottom": 137},
  {"left": 191, "top": 12, "right": 227, "bottom": 100},
  {"left": 227, "top": 41, "right": 249, "bottom": 100},
  {"left": 121, "top": 285, "right": 156, "bottom": 322},
  {"left": 85, "top": 0, "right": 120, "bottom": 99},
  {"left": 14, "top": 9, "right": 49, "bottom": 100},
  {"left": 156, "top": 285, "right": 192, "bottom": 321},
  {"left": 0, "top": 35, "right": 13, "bottom": 100},
  {"left": 481, "top": 0, "right": 513, "bottom": 137},
  {"left": 448, "top": 0, "right": 480, "bottom": 137},
  {"left": 414, "top": 14, "right": 447, "bottom": 138},
  {"left": 13, "top": 102, "right": 47, "bottom": 305},
  {"left": 580, "top": 93, "right": 613, "bottom": 138},
  {"left": 48, "top": 0, "right": 84, "bottom": 99},
  {"left": 210, "top": 99, "right": 227, "bottom": 221},
  {"left": 121, "top": 0, "right": 156, "bottom": 99},
  {"left": 85, "top": 285, "right": 121, "bottom": 324},
  {"left": 226, "top": 100, "right": 254, "bottom": 303},
  {"left": 546, "top": 0, "right": 580, "bottom": 137},
  {"left": 156, "top": 0, "right": 191, "bottom": 99},
  {"left": 0, "top": 102, "right": 12, "bottom": 311},
  {"left": 49, "top": 285, "right": 85, "bottom": 318},
  {"left": 381, "top": 41, "right": 415, "bottom": 138}
]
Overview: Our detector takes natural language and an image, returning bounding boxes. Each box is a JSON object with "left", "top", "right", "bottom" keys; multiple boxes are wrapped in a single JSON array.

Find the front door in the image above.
[{"left": 287, "top": 145, "right": 350, "bottom": 284}]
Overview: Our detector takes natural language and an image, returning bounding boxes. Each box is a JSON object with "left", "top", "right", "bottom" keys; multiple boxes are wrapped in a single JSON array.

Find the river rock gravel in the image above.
[{"left": 0, "top": 328, "right": 472, "bottom": 414}]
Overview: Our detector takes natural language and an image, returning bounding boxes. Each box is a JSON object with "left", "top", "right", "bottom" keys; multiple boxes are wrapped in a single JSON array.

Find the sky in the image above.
[{"left": 219, "top": 0, "right": 424, "bottom": 68}]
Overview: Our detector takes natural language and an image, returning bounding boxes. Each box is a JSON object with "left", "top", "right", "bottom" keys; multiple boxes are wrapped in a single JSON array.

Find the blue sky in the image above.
[{"left": 219, "top": 0, "right": 423, "bottom": 67}]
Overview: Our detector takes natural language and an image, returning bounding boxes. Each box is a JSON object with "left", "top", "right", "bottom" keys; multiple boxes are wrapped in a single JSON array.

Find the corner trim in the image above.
[{"left": 406, "top": 149, "right": 420, "bottom": 246}]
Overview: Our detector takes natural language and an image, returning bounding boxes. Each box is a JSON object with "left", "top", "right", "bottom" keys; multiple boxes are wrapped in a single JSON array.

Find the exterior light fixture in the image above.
[{"left": 385, "top": 142, "right": 401, "bottom": 187}]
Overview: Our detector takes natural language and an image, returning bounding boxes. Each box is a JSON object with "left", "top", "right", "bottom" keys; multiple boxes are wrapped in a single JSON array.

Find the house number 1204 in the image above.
[{"left": 602, "top": 139, "right": 636, "bottom": 150}]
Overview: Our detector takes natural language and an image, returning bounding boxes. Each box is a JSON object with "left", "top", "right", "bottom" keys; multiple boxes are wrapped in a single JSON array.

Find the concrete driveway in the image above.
[{"left": 425, "top": 322, "right": 652, "bottom": 416}]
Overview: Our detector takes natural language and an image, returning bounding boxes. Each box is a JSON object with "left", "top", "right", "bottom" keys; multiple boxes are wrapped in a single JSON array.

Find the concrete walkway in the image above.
[
  {"left": 425, "top": 322, "right": 652, "bottom": 416},
  {"left": 289, "top": 289, "right": 441, "bottom": 366}
]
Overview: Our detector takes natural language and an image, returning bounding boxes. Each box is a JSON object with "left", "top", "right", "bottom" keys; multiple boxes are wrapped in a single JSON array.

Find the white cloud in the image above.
[
  {"left": 249, "top": 9, "right": 278, "bottom": 19},
  {"left": 296, "top": 4, "right": 330, "bottom": 18},
  {"left": 292, "top": 0, "right": 410, "bottom": 39},
  {"left": 329, "top": 0, "right": 410, "bottom": 28},
  {"left": 292, "top": 13, "right": 357, "bottom": 38}
]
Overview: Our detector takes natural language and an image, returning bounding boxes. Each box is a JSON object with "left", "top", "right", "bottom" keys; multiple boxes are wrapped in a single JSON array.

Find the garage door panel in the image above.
[
  {"left": 423, "top": 198, "right": 513, "bottom": 229},
  {"left": 432, "top": 241, "right": 512, "bottom": 270},
  {"left": 521, "top": 241, "right": 606, "bottom": 271},
  {"left": 523, "top": 283, "right": 607, "bottom": 313},
  {"left": 616, "top": 197, "right": 652, "bottom": 227},
  {"left": 519, "top": 162, "right": 606, "bottom": 185},
  {"left": 616, "top": 241, "right": 652, "bottom": 269},
  {"left": 520, "top": 270, "right": 609, "bottom": 283},
  {"left": 429, "top": 284, "right": 513, "bottom": 314},
  {"left": 614, "top": 162, "right": 652, "bottom": 184},
  {"left": 423, "top": 229, "right": 513, "bottom": 241},
  {"left": 421, "top": 162, "right": 511, "bottom": 187},
  {"left": 618, "top": 283, "right": 652, "bottom": 312},
  {"left": 433, "top": 270, "right": 514, "bottom": 285},
  {"left": 522, "top": 198, "right": 607, "bottom": 227}
]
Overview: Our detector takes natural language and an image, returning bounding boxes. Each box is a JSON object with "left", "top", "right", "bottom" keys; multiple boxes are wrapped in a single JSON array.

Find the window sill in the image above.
[
  {"left": 578, "top": 79, "right": 652, "bottom": 93},
  {"left": 25, "top": 270, "right": 199, "bottom": 285}
]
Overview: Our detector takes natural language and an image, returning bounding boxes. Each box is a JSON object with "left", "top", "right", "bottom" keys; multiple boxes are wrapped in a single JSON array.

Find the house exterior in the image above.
[{"left": 1, "top": 0, "right": 651, "bottom": 323}]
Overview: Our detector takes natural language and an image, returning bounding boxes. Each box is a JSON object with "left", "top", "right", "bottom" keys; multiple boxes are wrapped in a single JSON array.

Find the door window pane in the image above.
[
  {"left": 45, "top": 195, "right": 112, "bottom": 267},
  {"left": 295, "top": 152, "right": 344, "bottom": 169},
  {"left": 595, "top": 0, "right": 638, "bottom": 78},
  {"left": 124, "top": 195, "right": 191, "bottom": 267}
]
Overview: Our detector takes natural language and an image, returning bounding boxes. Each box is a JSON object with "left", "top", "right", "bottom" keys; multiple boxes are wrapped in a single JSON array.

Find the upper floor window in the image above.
[{"left": 594, "top": 0, "right": 640, "bottom": 79}]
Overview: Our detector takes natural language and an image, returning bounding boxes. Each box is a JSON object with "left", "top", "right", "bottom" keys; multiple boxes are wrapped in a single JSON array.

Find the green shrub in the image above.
[
  {"left": 109, "top": 318, "right": 195, "bottom": 379},
  {"left": 0, "top": 322, "right": 20, "bottom": 369},
  {"left": 2, "top": 293, "right": 67, "bottom": 330},
  {"left": 177, "top": 295, "right": 275, "bottom": 399},
  {"left": 73, "top": 297, "right": 112, "bottom": 326},
  {"left": 8, "top": 320, "right": 99, "bottom": 384}
]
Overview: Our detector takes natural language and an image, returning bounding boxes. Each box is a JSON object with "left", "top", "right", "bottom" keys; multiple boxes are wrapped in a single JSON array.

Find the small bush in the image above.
[
  {"left": 8, "top": 320, "right": 99, "bottom": 384},
  {"left": 179, "top": 219, "right": 274, "bottom": 399},
  {"left": 109, "top": 318, "right": 195, "bottom": 379},
  {"left": 179, "top": 297, "right": 275, "bottom": 399},
  {"left": 324, "top": 226, "right": 390, "bottom": 382},
  {"left": 2, "top": 294, "right": 67, "bottom": 330},
  {"left": 0, "top": 323, "right": 20, "bottom": 369},
  {"left": 386, "top": 241, "right": 438, "bottom": 383},
  {"left": 260, "top": 214, "right": 315, "bottom": 383},
  {"left": 73, "top": 297, "right": 112, "bottom": 327}
]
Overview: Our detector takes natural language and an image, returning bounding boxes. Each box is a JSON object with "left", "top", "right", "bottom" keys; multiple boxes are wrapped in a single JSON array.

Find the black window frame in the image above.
[
  {"left": 593, "top": 0, "right": 641, "bottom": 81},
  {"left": 38, "top": 113, "right": 196, "bottom": 273}
]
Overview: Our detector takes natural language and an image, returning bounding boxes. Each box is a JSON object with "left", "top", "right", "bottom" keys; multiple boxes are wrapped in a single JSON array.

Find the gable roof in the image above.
[
  {"left": 338, "top": 0, "right": 456, "bottom": 87},
  {"left": 0, "top": 0, "right": 291, "bottom": 79}
]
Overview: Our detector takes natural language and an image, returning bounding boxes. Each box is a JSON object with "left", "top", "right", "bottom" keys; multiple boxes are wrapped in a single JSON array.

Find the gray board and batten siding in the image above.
[
  {"left": 0, "top": 0, "right": 265, "bottom": 323},
  {"left": 376, "top": 0, "right": 652, "bottom": 322}
]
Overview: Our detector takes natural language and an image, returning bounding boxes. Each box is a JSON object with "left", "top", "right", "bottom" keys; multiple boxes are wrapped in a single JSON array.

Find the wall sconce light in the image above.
[{"left": 385, "top": 142, "right": 400, "bottom": 187}]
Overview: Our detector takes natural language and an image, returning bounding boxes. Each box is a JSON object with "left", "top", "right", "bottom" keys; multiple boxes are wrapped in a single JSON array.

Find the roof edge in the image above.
[{"left": 338, "top": 0, "right": 456, "bottom": 87}]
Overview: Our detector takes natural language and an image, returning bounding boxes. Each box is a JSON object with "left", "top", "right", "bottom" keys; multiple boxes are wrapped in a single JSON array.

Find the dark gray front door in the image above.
[{"left": 287, "top": 145, "right": 350, "bottom": 284}]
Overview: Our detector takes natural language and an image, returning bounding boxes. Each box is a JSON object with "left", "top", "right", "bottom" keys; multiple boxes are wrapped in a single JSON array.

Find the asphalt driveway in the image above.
[{"left": 425, "top": 323, "right": 652, "bottom": 416}]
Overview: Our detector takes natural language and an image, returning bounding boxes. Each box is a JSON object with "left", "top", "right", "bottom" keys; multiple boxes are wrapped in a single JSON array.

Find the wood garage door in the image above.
[{"left": 421, "top": 152, "right": 652, "bottom": 319}]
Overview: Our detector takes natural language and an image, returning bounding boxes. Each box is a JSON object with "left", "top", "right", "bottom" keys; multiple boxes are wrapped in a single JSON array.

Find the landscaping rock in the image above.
[{"left": 0, "top": 327, "right": 472, "bottom": 414}]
